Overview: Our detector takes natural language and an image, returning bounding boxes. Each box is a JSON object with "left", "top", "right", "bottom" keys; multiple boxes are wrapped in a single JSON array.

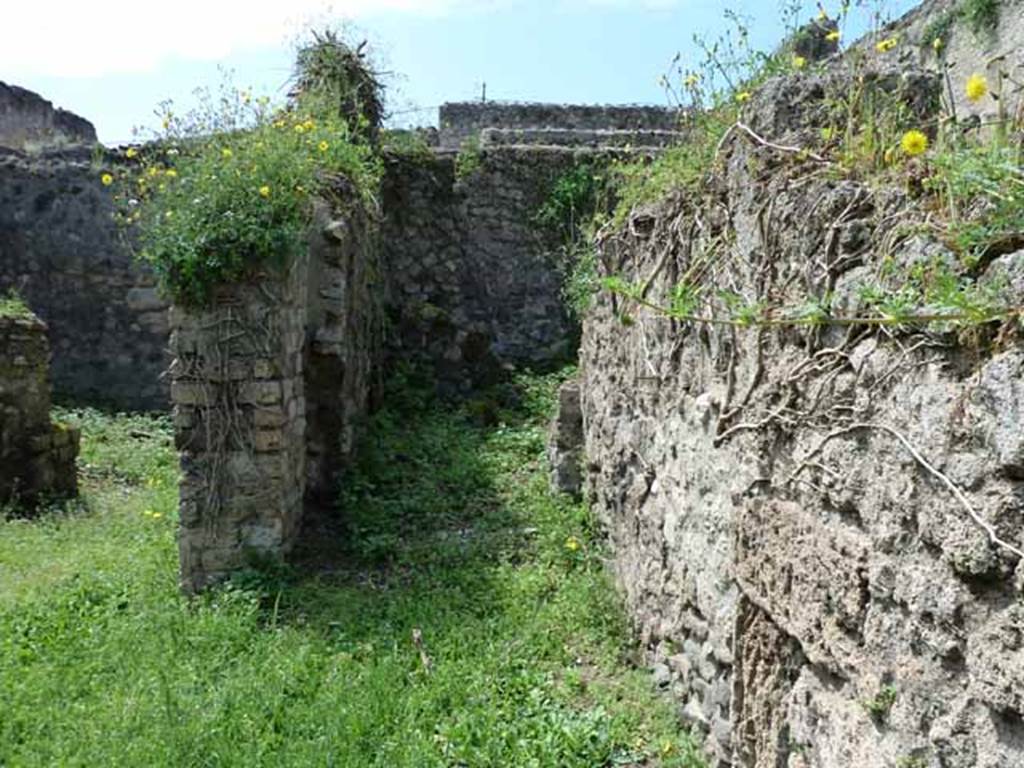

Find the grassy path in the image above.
[{"left": 0, "top": 371, "right": 702, "bottom": 767}]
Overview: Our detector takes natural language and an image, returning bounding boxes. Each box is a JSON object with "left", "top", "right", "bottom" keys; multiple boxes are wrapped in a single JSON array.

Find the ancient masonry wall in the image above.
[
  {"left": 438, "top": 101, "right": 678, "bottom": 148},
  {"left": 0, "top": 147, "right": 170, "bottom": 410},
  {"left": 170, "top": 199, "right": 380, "bottom": 592},
  {"left": 0, "top": 312, "right": 79, "bottom": 507},
  {"left": 381, "top": 146, "right": 602, "bottom": 391},
  {"left": 568, "top": 65, "right": 1024, "bottom": 768}
]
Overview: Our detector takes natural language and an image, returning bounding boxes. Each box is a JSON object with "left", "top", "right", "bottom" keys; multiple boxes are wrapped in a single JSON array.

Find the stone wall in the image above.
[
  {"left": 573, "top": 64, "right": 1024, "bottom": 768},
  {"left": 0, "top": 146, "right": 170, "bottom": 410},
  {"left": 438, "top": 101, "right": 678, "bottom": 149},
  {"left": 171, "top": 197, "right": 380, "bottom": 592},
  {"left": 380, "top": 145, "right": 627, "bottom": 390},
  {"left": 0, "top": 311, "right": 79, "bottom": 507},
  {"left": 0, "top": 81, "right": 96, "bottom": 153},
  {"left": 877, "top": 0, "right": 1024, "bottom": 123}
]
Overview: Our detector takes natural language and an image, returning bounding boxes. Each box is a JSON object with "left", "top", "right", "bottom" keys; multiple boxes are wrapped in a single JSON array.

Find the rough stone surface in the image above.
[
  {"left": 0, "top": 146, "right": 170, "bottom": 409},
  {"left": 0, "top": 312, "right": 79, "bottom": 507},
  {"left": 381, "top": 147, "right": 587, "bottom": 391},
  {"left": 548, "top": 379, "right": 583, "bottom": 497},
  {"left": 874, "top": 0, "right": 1024, "bottom": 125},
  {"left": 576, "top": 63, "right": 1024, "bottom": 767},
  {"left": 0, "top": 81, "right": 96, "bottom": 153},
  {"left": 171, "top": 193, "right": 380, "bottom": 592}
]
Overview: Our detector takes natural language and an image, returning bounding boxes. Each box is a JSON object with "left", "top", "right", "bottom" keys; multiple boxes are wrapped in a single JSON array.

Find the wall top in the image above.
[{"left": 0, "top": 81, "right": 97, "bottom": 153}]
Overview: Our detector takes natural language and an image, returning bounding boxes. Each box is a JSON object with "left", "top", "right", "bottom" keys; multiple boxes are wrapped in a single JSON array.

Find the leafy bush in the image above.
[{"left": 103, "top": 31, "right": 385, "bottom": 307}]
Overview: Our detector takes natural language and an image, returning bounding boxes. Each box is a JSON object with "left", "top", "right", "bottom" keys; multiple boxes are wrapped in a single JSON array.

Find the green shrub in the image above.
[{"left": 104, "top": 86, "right": 381, "bottom": 307}]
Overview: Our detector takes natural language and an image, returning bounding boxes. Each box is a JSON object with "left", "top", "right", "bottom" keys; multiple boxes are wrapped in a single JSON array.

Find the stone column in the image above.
[{"left": 170, "top": 255, "right": 309, "bottom": 593}]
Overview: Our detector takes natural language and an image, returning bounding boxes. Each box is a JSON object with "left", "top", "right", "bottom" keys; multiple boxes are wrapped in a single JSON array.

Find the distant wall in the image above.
[
  {"left": 381, "top": 146, "right": 591, "bottom": 390},
  {"left": 438, "top": 102, "right": 678, "bottom": 148},
  {"left": 0, "top": 147, "right": 170, "bottom": 410},
  {"left": 0, "top": 81, "right": 96, "bottom": 153}
]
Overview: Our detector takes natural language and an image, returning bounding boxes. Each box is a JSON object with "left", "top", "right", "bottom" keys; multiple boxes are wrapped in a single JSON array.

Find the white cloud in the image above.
[{"left": 2, "top": 0, "right": 466, "bottom": 78}]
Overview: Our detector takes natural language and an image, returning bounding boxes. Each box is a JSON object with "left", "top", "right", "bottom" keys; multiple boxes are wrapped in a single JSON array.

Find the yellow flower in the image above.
[
  {"left": 684, "top": 73, "right": 700, "bottom": 88},
  {"left": 125, "top": 147, "right": 138, "bottom": 159},
  {"left": 826, "top": 30, "right": 841, "bottom": 42},
  {"left": 302, "top": 119, "right": 316, "bottom": 131},
  {"left": 221, "top": 147, "right": 233, "bottom": 158},
  {"left": 900, "top": 129, "right": 928, "bottom": 156},
  {"left": 294, "top": 124, "right": 305, "bottom": 134},
  {"left": 875, "top": 36, "right": 898, "bottom": 53},
  {"left": 793, "top": 55, "right": 807, "bottom": 70},
  {"left": 273, "top": 119, "right": 286, "bottom": 129},
  {"left": 258, "top": 185, "right": 271, "bottom": 198},
  {"left": 164, "top": 168, "right": 177, "bottom": 179},
  {"left": 932, "top": 37, "right": 943, "bottom": 52},
  {"left": 818, "top": 8, "right": 828, "bottom": 21},
  {"left": 165, "top": 210, "right": 174, "bottom": 219},
  {"left": 735, "top": 91, "right": 752, "bottom": 103},
  {"left": 147, "top": 167, "right": 160, "bottom": 178},
  {"left": 318, "top": 140, "right": 329, "bottom": 152},
  {"left": 100, "top": 173, "right": 114, "bottom": 186},
  {"left": 965, "top": 74, "right": 988, "bottom": 103},
  {"left": 565, "top": 536, "right": 581, "bottom": 552}
]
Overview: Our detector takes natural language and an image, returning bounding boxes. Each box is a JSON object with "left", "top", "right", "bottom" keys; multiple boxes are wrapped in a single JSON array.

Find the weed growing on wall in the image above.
[
  {"left": 454, "top": 136, "right": 483, "bottom": 181},
  {"left": 597, "top": 2, "right": 1023, "bottom": 333},
  {"left": 0, "top": 291, "right": 31, "bottom": 319},
  {"left": 102, "top": 35, "right": 383, "bottom": 307}
]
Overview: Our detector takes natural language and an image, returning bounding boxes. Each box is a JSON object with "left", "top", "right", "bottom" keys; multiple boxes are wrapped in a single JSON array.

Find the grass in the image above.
[{"left": 0, "top": 371, "right": 703, "bottom": 767}]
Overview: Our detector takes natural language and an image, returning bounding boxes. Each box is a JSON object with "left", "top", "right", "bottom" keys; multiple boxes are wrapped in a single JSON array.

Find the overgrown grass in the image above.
[{"left": 0, "top": 374, "right": 702, "bottom": 767}]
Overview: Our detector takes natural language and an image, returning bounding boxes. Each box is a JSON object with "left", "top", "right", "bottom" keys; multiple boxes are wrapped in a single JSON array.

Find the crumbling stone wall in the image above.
[
  {"left": 877, "top": 0, "right": 1024, "bottom": 123},
  {"left": 381, "top": 146, "right": 598, "bottom": 390},
  {"left": 439, "top": 102, "right": 678, "bottom": 149},
  {"left": 0, "top": 146, "right": 170, "bottom": 410},
  {"left": 0, "top": 81, "right": 96, "bottom": 153},
  {"left": 0, "top": 311, "right": 79, "bottom": 507},
  {"left": 171, "top": 198, "right": 380, "bottom": 592},
  {"left": 573, "top": 65, "right": 1024, "bottom": 768}
]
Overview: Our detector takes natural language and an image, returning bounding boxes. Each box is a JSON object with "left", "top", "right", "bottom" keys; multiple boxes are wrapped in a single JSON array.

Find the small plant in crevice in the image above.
[
  {"left": 0, "top": 290, "right": 31, "bottom": 319},
  {"left": 454, "top": 136, "right": 483, "bottom": 181},
  {"left": 861, "top": 683, "right": 898, "bottom": 722}
]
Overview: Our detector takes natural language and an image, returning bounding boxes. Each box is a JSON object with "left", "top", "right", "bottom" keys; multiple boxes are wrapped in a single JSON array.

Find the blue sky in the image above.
[{"left": 5, "top": 0, "right": 918, "bottom": 145}]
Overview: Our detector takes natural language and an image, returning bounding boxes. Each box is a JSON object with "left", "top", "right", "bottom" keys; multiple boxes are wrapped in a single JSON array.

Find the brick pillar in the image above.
[{"left": 170, "top": 256, "right": 309, "bottom": 593}]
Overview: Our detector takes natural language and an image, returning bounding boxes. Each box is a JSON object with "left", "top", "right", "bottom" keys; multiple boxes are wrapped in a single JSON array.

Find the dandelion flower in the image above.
[
  {"left": 221, "top": 148, "right": 233, "bottom": 158},
  {"left": 735, "top": 91, "right": 752, "bottom": 103},
  {"left": 303, "top": 119, "right": 316, "bottom": 131},
  {"left": 684, "top": 73, "right": 701, "bottom": 88},
  {"left": 125, "top": 147, "right": 138, "bottom": 159},
  {"left": 565, "top": 536, "right": 581, "bottom": 552},
  {"left": 147, "top": 167, "right": 160, "bottom": 178},
  {"left": 793, "top": 55, "right": 807, "bottom": 69},
  {"left": 826, "top": 30, "right": 841, "bottom": 42},
  {"left": 875, "top": 36, "right": 898, "bottom": 52},
  {"left": 965, "top": 74, "right": 988, "bottom": 103},
  {"left": 318, "top": 140, "right": 329, "bottom": 152},
  {"left": 164, "top": 168, "right": 177, "bottom": 179},
  {"left": 294, "top": 124, "right": 305, "bottom": 134},
  {"left": 258, "top": 185, "right": 271, "bottom": 198},
  {"left": 100, "top": 173, "right": 114, "bottom": 186},
  {"left": 900, "top": 130, "right": 928, "bottom": 156}
]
